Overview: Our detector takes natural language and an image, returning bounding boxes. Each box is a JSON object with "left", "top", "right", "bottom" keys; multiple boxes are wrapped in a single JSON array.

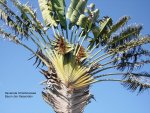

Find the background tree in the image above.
[{"left": 0, "top": 0, "right": 150, "bottom": 113}]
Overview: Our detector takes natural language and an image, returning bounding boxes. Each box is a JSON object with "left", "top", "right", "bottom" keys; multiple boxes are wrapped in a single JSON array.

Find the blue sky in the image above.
[{"left": 0, "top": 0, "right": 150, "bottom": 113}]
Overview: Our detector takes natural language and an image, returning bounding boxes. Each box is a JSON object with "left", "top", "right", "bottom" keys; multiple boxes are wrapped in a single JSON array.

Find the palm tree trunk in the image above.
[{"left": 42, "top": 84, "right": 91, "bottom": 113}]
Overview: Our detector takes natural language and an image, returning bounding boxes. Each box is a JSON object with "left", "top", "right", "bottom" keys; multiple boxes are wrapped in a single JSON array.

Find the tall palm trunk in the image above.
[{"left": 42, "top": 83, "right": 91, "bottom": 113}]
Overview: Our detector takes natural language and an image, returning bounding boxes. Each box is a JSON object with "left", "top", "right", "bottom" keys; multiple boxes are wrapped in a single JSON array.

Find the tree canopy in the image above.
[{"left": 0, "top": 0, "right": 150, "bottom": 93}]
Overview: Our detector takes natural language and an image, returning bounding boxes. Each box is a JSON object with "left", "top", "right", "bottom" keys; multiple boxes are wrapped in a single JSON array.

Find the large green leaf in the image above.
[
  {"left": 88, "top": 16, "right": 113, "bottom": 49},
  {"left": 66, "top": 0, "right": 79, "bottom": 19},
  {"left": 51, "top": 0, "right": 66, "bottom": 29},
  {"left": 99, "top": 16, "right": 112, "bottom": 35},
  {"left": 76, "top": 14, "right": 88, "bottom": 28},
  {"left": 70, "top": 0, "right": 88, "bottom": 24},
  {"left": 38, "top": 0, "right": 57, "bottom": 27},
  {"left": 108, "top": 16, "right": 130, "bottom": 36}
]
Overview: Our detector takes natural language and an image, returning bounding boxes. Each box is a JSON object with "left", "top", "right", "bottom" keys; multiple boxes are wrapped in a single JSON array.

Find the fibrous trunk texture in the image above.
[{"left": 42, "top": 84, "right": 91, "bottom": 113}]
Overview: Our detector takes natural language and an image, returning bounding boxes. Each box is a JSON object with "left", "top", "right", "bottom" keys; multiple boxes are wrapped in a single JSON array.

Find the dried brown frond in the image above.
[
  {"left": 54, "top": 36, "right": 73, "bottom": 55},
  {"left": 55, "top": 36, "right": 66, "bottom": 54},
  {"left": 76, "top": 45, "right": 87, "bottom": 63}
]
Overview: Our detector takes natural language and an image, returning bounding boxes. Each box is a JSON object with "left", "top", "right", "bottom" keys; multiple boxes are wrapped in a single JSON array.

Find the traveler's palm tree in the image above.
[{"left": 0, "top": 0, "right": 150, "bottom": 113}]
